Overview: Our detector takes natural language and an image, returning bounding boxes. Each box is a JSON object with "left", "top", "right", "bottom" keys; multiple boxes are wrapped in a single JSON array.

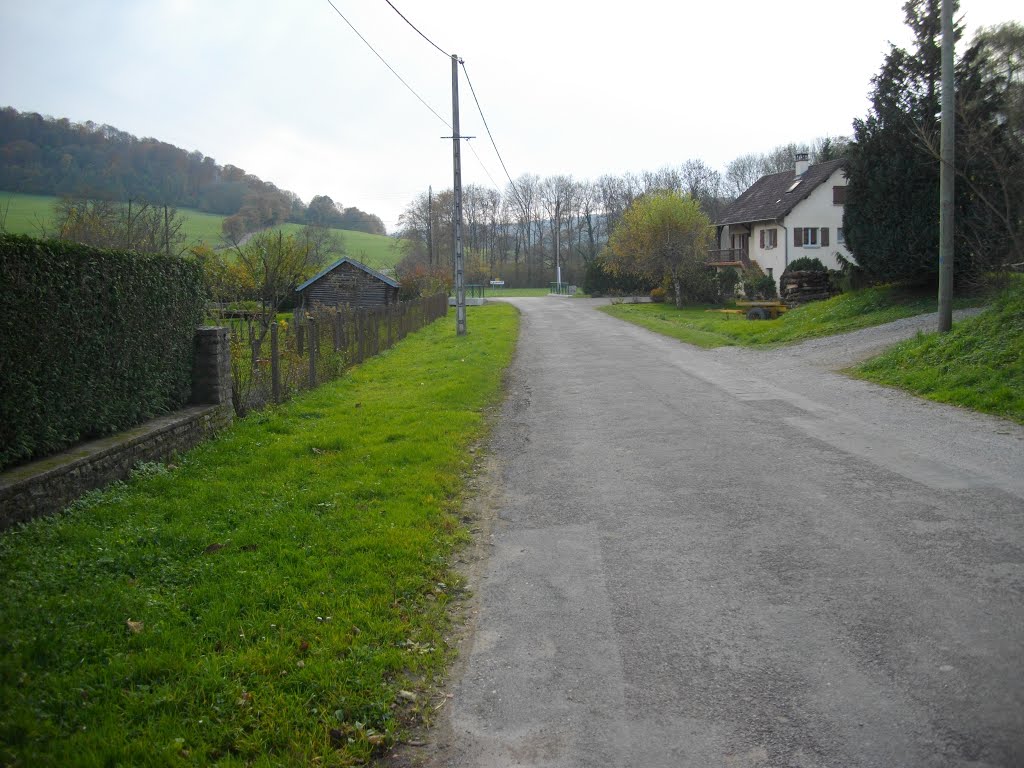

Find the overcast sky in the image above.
[{"left": 1, "top": 0, "right": 1020, "bottom": 232}]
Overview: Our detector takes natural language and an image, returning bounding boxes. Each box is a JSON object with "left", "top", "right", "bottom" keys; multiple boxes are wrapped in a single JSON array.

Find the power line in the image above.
[
  {"left": 459, "top": 61, "right": 526, "bottom": 211},
  {"left": 382, "top": 0, "right": 449, "bottom": 58},
  {"left": 325, "top": 0, "right": 450, "bottom": 129},
  {"left": 466, "top": 142, "right": 502, "bottom": 190}
]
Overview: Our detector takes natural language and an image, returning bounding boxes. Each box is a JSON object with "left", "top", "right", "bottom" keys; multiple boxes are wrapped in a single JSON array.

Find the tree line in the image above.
[
  {"left": 395, "top": 139, "right": 844, "bottom": 290},
  {"left": 0, "top": 107, "right": 386, "bottom": 237}
]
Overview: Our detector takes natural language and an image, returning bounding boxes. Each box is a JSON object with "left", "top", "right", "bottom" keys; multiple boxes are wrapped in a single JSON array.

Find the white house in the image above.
[{"left": 710, "top": 154, "right": 853, "bottom": 286}]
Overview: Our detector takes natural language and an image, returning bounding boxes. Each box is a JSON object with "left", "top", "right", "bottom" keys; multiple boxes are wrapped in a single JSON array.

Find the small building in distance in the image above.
[{"left": 296, "top": 257, "right": 400, "bottom": 310}]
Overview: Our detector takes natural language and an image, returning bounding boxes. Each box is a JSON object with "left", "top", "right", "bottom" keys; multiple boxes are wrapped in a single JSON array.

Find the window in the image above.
[
  {"left": 795, "top": 227, "right": 819, "bottom": 247},
  {"left": 833, "top": 186, "right": 847, "bottom": 204},
  {"left": 837, "top": 227, "right": 845, "bottom": 244},
  {"left": 759, "top": 228, "right": 778, "bottom": 249}
]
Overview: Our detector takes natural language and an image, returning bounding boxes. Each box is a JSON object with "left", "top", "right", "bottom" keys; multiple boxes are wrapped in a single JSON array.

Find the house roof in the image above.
[
  {"left": 296, "top": 256, "right": 400, "bottom": 292},
  {"left": 716, "top": 158, "right": 846, "bottom": 227}
]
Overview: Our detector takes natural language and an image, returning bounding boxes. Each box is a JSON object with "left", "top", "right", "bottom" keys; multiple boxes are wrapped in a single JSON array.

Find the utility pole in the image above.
[
  {"left": 937, "top": 0, "right": 955, "bottom": 332},
  {"left": 451, "top": 54, "right": 467, "bottom": 336},
  {"left": 427, "top": 185, "right": 433, "bottom": 266},
  {"left": 554, "top": 198, "right": 561, "bottom": 287}
]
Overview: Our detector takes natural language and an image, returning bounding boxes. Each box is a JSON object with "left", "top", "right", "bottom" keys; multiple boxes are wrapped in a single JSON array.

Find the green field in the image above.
[
  {"left": 599, "top": 286, "right": 987, "bottom": 349},
  {"left": 0, "top": 303, "right": 519, "bottom": 765},
  {"left": 0, "top": 192, "right": 403, "bottom": 269}
]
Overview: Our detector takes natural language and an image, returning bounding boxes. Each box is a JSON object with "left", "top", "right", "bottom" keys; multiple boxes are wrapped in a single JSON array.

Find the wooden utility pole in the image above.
[
  {"left": 554, "top": 198, "right": 562, "bottom": 287},
  {"left": 451, "top": 54, "right": 467, "bottom": 336},
  {"left": 937, "top": 0, "right": 955, "bottom": 332},
  {"left": 427, "top": 185, "right": 434, "bottom": 266}
]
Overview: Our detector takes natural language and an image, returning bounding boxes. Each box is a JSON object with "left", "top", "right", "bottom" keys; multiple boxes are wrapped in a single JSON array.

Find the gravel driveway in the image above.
[{"left": 412, "top": 297, "right": 1023, "bottom": 768}]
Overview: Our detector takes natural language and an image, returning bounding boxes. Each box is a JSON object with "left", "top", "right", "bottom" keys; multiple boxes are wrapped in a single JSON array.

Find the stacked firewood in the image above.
[{"left": 780, "top": 270, "right": 832, "bottom": 306}]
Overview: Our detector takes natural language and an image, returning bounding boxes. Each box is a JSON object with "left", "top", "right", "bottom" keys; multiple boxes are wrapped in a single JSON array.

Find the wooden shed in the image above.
[{"left": 296, "top": 257, "right": 400, "bottom": 309}]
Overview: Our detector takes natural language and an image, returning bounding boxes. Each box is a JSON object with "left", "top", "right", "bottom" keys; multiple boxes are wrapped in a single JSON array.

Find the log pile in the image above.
[{"left": 780, "top": 270, "right": 832, "bottom": 306}]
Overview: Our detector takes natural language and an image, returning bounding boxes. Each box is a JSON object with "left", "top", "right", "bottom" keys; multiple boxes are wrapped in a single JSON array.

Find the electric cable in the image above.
[
  {"left": 459, "top": 62, "right": 526, "bottom": 210},
  {"left": 325, "top": 0, "right": 451, "bottom": 129},
  {"left": 382, "top": 0, "right": 450, "bottom": 58}
]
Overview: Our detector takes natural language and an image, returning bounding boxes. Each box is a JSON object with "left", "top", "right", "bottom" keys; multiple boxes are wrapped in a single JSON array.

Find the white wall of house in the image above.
[
  {"left": 749, "top": 222, "right": 787, "bottom": 284},
  {"left": 744, "top": 167, "right": 853, "bottom": 285},
  {"left": 782, "top": 167, "right": 851, "bottom": 273}
]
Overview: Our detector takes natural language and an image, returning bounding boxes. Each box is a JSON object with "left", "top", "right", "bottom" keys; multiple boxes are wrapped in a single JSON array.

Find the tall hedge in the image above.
[{"left": 0, "top": 234, "right": 206, "bottom": 471}]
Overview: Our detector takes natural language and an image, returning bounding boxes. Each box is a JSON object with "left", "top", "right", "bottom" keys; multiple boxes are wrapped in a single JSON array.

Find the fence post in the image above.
[
  {"left": 341, "top": 308, "right": 349, "bottom": 364},
  {"left": 386, "top": 306, "right": 393, "bottom": 349},
  {"left": 373, "top": 309, "right": 381, "bottom": 356},
  {"left": 297, "top": 319, "right": 305, "bottom": 357},
  {"left": 356, "top": 310, "right": 364, "bottom": 364},
  {"left": 308, "top": 318, "right": 317, "bottom": 388},
  {"left": 271, "top": 322, "right": 281, "bottom": 403}
]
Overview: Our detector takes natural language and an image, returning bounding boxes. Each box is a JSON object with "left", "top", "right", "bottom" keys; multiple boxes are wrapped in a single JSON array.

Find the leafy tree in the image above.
[
  {"left": 50, "top": 196, "right": 187, "bottom": 256},
  {"left": 844, "top": 0, "right": 1018, "bottom": 286},
  {"left": 606, "top": 191, "right": 714, "bottom": 307},
  {"left": 230, "top": 230, "right": 328, "bottom": 331}
]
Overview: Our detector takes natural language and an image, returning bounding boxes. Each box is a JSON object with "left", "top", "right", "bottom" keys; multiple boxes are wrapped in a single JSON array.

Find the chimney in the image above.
[{"left": 794, "top": 151, "right": 810, "bottom": 177}]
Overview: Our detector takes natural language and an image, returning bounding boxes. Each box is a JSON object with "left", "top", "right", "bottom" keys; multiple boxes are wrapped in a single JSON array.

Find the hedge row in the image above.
[{"left": 0, "top": 235, "right": 206, "bottom": 471}]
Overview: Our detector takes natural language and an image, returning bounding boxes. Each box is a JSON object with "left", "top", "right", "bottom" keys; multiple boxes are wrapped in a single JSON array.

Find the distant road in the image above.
[{"left": 426, "top": 297, "right": 1024, "bottom": 768}]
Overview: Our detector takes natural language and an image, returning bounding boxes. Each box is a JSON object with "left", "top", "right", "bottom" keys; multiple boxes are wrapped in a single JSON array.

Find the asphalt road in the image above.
[{"left": 425, "top": 297, "right": 1024, "bottom": 768}]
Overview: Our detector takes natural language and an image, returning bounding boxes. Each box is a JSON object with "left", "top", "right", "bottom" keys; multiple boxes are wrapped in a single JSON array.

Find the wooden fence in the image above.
[{"left": 227, "top": 293, "right": 449, "bottom": 415}]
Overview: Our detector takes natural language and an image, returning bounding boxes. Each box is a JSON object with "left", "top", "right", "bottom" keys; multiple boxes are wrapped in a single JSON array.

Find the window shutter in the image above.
[
  {"left": 760, "top": 230, "right": 765, "bottom": 248},
  {"left": 833, "top": 186, "right": 847, "bottom": 204},
  {"left": 794, "top": 228, "right": 803, "bottom": 247},
  {"left": 821, "top": 227, "right": 830, "bottom": 246}
]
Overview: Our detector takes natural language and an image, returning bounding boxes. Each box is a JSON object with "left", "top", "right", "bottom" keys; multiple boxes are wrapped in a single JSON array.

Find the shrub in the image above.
[
  {"left": 744, "top": 274, "right": 778, "bottom": 300},
  {"left": 582, "top": 256, "right": 652, "bottom": 297},
  {"left": 650, "top": 286, "right": 667, "bottom": 303},
  {"left": 717, "top": 266, "right": 741, "bottom": 298},
  {"left": 0, "top": 234, "right": 206, "bottom": 470},
  {"left": 783, "top": 257, "right": 827, "bottom": 274}
]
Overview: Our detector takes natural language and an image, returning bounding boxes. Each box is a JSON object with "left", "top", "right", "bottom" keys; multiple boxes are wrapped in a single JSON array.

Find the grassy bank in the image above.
[
  {"left": 599, "top": 285, "right": 985, "bottom": 348},
  {"left": 0, "top": 304, "right": 519, "bottom": 766},
  {"left": 852, "top": 281, "right": 1023, "bottom": 423}
]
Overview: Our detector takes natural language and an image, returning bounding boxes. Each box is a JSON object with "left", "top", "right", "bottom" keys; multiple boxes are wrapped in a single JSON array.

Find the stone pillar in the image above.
[{"left": 191, "top": 327, "right": 233, "bottom": 408}]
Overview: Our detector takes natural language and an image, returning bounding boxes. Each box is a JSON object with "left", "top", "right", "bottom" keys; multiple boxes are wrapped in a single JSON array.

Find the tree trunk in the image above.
[{"left": 673, "top": 277, "right": 683, "bottom": 308}]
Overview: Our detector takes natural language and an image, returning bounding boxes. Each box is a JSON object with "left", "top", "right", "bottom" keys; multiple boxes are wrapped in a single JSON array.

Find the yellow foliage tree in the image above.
[{"left": 607, "top": 191, "right": 714, "bottom": 307}]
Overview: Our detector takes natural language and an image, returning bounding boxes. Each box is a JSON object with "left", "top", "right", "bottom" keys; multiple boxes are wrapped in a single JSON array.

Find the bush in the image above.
[
  {"left": 744, "top": 274, "right": 778, "bottom": 300},
  {"left": 650, "top": 286, "right": 667, "bottom": 303},
  {"left": 718, "top": 266, "right": 741, "bottom": 298},
  {"left": 0, "top": 234, "right": 206, "bottom": 470},
  {"left": 582, "top": 256, "right": 652, "bottom": 297},
  {"left": 783, "top": 257, "right": 827, "bottom": 274}
]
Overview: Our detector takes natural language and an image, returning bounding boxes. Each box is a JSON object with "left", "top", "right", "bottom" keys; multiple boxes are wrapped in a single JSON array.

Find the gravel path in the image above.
[{"left": 409, "top": 297, "right": 1023, "bottom": 768}]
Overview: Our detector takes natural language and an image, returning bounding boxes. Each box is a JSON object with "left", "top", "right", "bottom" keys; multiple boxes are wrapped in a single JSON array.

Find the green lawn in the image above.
[
  {"left": 0, "top": 191, "right": 404, "bottom": 265},
  {"left": 0, "top": 303, "right": 519, "bottom": 766},
  {"left": 481, "top": 287, "right": 552, "bottom": 297},
  {"left": 599, "top": 285, "right": 986, "bottom": 349},
  {"left": 0, "top": 192, "right": 54, "bottom": 237},
  {"left": 852, "top": 280, "right": 1024, "bottom": 423}
]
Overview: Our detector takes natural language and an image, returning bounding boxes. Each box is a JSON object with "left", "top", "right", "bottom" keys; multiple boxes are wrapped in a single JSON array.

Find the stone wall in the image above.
[{"left": 0, "top": 327, "right": 233, "bottom": 530}]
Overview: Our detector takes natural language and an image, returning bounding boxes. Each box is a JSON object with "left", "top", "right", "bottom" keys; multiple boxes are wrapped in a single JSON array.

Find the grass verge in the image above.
[
  {"left": 598, "top": 285, "right": 986, "bottom": 348},
  {"left": 0, "top": 303, "right": 519, "bottom": 766},
  {"left": 851, "top": 281, "right": 1023, "bottom": 423}
]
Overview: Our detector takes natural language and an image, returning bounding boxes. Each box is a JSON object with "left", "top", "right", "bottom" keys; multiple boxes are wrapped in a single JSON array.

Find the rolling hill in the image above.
[{"left": 0, "top": 191, "right": 404, "bottom": 270}]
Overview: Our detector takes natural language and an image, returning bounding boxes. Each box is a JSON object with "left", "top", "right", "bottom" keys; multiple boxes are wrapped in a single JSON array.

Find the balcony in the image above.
[{"left": 706, "top": 248, "right": 751, "bottom": 269}]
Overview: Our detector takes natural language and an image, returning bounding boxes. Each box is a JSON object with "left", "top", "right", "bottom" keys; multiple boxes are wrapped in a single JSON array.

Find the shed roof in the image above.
[
  {"left": 716, "top": 158, "right": 846, "bottom": 227},
  {"left": 296, "top": 256, "right": 400, "bottom": 293}
]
